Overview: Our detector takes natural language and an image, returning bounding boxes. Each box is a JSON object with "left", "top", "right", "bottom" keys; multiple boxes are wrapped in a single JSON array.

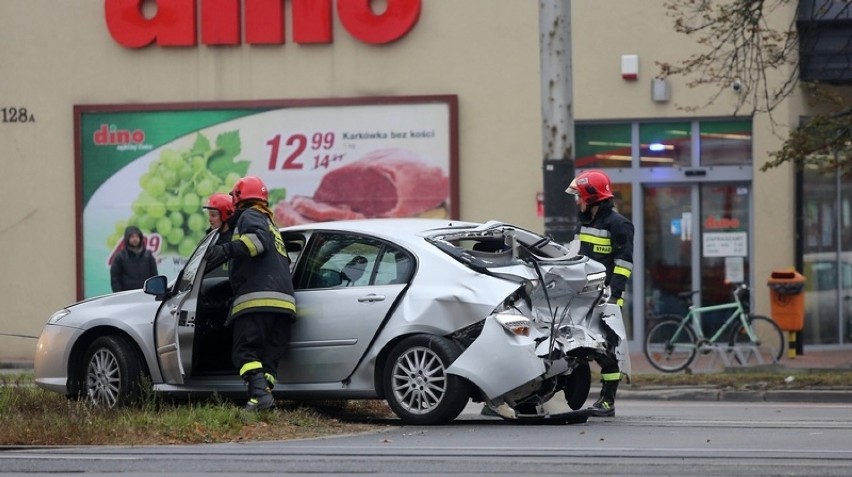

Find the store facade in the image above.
[{"left": 0, "top": 1, "right": 843, "bottom": 362}]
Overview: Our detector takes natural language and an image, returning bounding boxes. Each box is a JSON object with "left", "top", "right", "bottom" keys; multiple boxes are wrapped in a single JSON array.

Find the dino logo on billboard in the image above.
[{"left": 105, "top": 0, "right": 421, "bottom": 48}]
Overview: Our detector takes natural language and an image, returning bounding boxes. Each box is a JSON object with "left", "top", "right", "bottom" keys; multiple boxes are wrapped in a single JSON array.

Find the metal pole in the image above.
[{"left": 540, "top": 0, "right": 577, "bottom": 242}]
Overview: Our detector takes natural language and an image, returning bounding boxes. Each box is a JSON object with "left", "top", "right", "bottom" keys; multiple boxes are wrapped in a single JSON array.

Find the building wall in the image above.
[
  {"left": 571, "top": 1, "right": 801, "bottom": 317},
  {"left": 0, "top": 0, "right": 811, "bottom": 360},
  {"left": 0, "top": 0, "right": 543, "bottom": 360}
]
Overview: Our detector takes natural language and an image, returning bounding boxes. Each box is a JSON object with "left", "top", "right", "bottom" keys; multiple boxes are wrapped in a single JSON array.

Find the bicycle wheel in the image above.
[
  {"left": 644, "top": 317, "right": 698, "bottom": 372},
  {"left": 729, "top": 315, "right": 785, "bottom": 365}
]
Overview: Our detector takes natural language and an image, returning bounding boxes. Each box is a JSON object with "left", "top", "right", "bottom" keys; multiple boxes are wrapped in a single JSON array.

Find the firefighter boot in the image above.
[
  {"left": 587, "top": 380, "right": 618, "bottom": 417},
  {"left": 243, "top": 372, "right": 274, "bottom": 412}
]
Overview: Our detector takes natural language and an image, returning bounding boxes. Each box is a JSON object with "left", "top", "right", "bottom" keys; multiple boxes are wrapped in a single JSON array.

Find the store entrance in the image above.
[{"left": 643, "top": 183, "right": 751, "bottom": 336}]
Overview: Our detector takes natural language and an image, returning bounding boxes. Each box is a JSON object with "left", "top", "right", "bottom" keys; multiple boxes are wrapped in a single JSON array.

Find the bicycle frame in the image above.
[
  {"left": 667, "top": 290, "right": 757, "bottom": 347},
  {"left": 644, "top": 284, "right": 785, "bottom": 372}
]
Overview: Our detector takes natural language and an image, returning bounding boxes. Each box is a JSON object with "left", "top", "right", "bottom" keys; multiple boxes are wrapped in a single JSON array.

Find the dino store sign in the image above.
[{"left": 105, "top": 0, "right": 422, "bottom": 48}]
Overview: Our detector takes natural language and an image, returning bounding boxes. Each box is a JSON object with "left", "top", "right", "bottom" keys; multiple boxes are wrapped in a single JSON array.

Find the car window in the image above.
[
  {"left": 295, "top": 232, "right": 411, "bottom": 289},
  {"left": 178, "top": 231, "right": 217, "bottom": 292},
  {"left": 281, "top": 232, "right": 306, "bottom": 271},
  {"left": 374, "top": 248, "right": 413, "bottom": 285}
]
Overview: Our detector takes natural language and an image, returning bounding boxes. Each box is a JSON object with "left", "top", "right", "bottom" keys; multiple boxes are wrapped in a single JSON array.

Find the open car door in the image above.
[{"left": 153, "top": 232, "right": 218, "bottom": 384}]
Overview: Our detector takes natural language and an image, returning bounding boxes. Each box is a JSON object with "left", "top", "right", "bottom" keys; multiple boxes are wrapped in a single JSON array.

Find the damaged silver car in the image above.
[{"left": 34, "top": 218, "right": 629, "bottom": 425}]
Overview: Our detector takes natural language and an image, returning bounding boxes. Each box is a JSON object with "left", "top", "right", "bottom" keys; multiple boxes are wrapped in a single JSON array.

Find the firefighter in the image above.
[
  {"left": 566, "top": 169, "right": 634, "bottom": 417},
  {"left": 205, "top": 176, "right": 296, "bottom": 412},
  {"left": 203, "top": 192, "right": 236, "bottom": 242}
]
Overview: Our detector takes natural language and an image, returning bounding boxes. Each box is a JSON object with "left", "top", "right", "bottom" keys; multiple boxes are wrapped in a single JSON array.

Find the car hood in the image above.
[{"left": 58, "top": 289, "right": 160, "bottom": 327}]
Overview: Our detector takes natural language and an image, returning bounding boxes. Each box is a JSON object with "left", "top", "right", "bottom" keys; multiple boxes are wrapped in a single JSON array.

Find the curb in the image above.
[{"left": 618, "top": 386, "right": 852, "bottom": 404}]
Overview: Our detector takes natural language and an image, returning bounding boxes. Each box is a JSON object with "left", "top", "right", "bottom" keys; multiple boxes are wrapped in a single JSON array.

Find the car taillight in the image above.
[{"left": 495, "top": 314, "right": 530, "bottom": 336}]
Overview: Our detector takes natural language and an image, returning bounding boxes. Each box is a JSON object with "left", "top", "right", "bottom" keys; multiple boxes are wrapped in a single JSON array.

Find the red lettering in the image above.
[
  {"left": 105, "top": 0, "right": 196, "bottom": 48},
  {"left": 292, "top": 0, "right": 333, "bottom": 44},
  {"left": 338, "top": 0, "right": 421, "bottom": 44},
  {"left": 105, "top": 0, "right": 420, "bottom": 47},
  {"left": 93, "top": 124, "right": 146, "bottom": 145},
  {"left": 245, "top": 0, "right": 285, "bottom": 44},
  {"left": 704, "top": 216, "right": 741, "bottom": 230},
  {"left": 202, "top": 0, "right": 240, "bottom": 45}
]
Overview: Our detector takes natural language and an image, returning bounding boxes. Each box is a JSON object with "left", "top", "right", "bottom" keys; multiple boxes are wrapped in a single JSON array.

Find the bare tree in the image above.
[{"left": 658, "top": 0, "right": 852, "bottom": 174}]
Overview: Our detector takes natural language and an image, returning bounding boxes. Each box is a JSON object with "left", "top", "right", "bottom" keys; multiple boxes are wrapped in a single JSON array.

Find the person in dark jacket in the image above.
[
  {"left": 110, "top": 225, "right": 158, "bottom": 292},
  {"left": 205, "top": 176, "right": 296, "bottom": 412},
  {"left": 566, "top": 169, "right": 634, "bottom": 417}
]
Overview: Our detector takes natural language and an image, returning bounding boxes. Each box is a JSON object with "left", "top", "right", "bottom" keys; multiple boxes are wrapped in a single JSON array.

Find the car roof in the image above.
[{"left": 280, "top": 218, "right": 483, "bottom": 238}]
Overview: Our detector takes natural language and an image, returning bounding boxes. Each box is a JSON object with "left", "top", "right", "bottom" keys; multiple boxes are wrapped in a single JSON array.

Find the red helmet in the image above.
[
  {"left": 203, "top": 193, "right": 235, "bottom": 223},
  {"left": 230, "top": 176, "right": 268, "bottom": 205},
  {"left": 566, "top": 169, "right": 613, "bottom": 205}
]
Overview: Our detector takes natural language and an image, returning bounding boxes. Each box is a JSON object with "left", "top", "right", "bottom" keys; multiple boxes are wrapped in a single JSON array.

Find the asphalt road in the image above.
[{"left": 2, "top": 399, "right": 851, "bottom": 476}]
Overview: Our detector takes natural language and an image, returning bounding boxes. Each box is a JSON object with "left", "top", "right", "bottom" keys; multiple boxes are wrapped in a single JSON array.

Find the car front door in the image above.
[
  {"left": 153, "top": 232, "right": 217, "bottom": 384},
  {"left": 284, "top": 232, "right": 411, "bottom": 384}
]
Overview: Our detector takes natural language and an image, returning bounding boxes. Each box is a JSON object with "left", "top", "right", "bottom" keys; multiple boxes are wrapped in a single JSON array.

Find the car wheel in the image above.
[
  {"left": 562, "top": 360, "right": 591, "bottom": 410},
  {"left": 82, "top": 335, "right": 145, "bottom": 408},
  {"left": 383, "top": 335, "right": 471, "bottom": 425}
]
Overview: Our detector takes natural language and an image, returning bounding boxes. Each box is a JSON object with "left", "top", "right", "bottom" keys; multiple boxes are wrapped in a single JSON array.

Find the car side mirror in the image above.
[{"left": 143, "top": 275, "right": 169, "bottom": 301}]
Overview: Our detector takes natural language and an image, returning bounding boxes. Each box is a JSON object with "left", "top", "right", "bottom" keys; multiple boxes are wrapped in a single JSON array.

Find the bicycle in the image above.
[{"left": 644, "top": 283, "right": 785, "bottom": 372}]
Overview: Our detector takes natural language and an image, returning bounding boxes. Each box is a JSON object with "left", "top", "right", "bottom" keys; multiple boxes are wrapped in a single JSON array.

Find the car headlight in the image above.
[
  {"left": 495, "top": 313, "right": 530, "bottom": 337},
  {"left": 47, "top": 309, "right": 70, "bottom": 324}
]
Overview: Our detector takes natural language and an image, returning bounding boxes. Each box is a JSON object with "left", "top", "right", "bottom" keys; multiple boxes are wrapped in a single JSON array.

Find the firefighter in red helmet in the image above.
[
  {"left": 203, "top": 192, "right": 235, "bottom": 237},
  {"left": 566, "top": 169, "right": 634, "bottom": 417},
  {"left": 205, "top": 175, "right": 296, "bottom": 412}
]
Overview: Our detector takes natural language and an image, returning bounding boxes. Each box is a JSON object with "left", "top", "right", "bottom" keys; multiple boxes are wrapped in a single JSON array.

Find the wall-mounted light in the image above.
[
  {"left": 621, "top": 54, "right": 639, "bottom": 80},
  {"left": 652, "top": 77, "right": 670, "bottom": 102}
]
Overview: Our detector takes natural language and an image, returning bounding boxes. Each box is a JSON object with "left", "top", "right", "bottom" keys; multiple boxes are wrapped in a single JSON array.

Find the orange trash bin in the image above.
[{"left": 767, "top": 269, "right": 806, "bottom": 332}]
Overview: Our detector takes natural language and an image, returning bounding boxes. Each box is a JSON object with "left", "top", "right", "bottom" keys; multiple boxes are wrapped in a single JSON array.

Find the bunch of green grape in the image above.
[{"left": 107, "top": 148, "right": 241, "bottom": 257}]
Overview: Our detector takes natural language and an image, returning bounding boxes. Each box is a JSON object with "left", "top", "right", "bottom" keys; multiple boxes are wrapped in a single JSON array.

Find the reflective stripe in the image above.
[
  {"left": 238, "top": 233, "right": 264, "bottom": 256},
  {"left": 614, "top": 265, "right": 632, "bottom": 278},
  {"left": 233, "top": 291, "right": 295, "bottom": 308},
  {"left": 614, "top": 258, "right": 633, "bottom": 270},
  {"left": 579, "top": 233, "right": 612, "bottom": 246},
  {"left": 616, "top": 297, "right": 624, "bottom": 307},
  {"left": 240, "top": 361, "right": 263, "bottom": 377},
  {"left": 579, "top": 226, "right": 611, "bottom": 238},
  {"left": 601, "top": 372, "right": 622, "bottom": 382},
  {"left": 232, "top": 294, "right": 296, "bottom": 315}
]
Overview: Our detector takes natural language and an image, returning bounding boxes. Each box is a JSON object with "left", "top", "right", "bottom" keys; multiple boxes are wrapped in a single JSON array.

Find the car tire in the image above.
[
  {"left": 383, "top": 335, "right": 471, "bottom": 425},
  {"left": 562, "top": 360, "right": 591, "bottom": 410},
  {"left": 81, "top": 335, "right": 146, "bottom": 408}
]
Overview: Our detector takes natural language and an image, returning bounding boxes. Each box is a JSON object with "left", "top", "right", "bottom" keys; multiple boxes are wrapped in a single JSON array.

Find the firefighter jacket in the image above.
[
  {"left": 216, "top": 205, "right": 296, "bottom": 322},
  {"left": 576, "top": 199, "right": 634, "bottom": 304}
]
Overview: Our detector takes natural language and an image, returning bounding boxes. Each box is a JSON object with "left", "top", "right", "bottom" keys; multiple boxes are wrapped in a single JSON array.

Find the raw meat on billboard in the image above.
[{"left": 274, "top": 148, "right": 449, "bottom": 225}]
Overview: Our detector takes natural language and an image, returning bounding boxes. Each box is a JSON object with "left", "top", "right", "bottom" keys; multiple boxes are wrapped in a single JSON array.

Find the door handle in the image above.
[{"left": 358, "top": 294, "right": 386, "bottom": 303}]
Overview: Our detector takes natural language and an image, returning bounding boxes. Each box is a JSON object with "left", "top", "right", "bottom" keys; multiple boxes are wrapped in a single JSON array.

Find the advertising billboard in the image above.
[{"left": 75, "top": 96, "right": 458, "bottom": 298}]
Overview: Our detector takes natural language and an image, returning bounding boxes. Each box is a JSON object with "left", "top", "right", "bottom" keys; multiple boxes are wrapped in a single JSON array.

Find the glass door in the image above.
[
  {"left": 644, "top": 185, "right": 693, "bottom": 327},
  {"left": 643, "top": 183, "right": 751, "bottom": 335}
]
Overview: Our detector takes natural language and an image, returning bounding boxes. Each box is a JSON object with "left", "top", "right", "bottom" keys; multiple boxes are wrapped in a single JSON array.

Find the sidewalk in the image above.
[
  {"left": 629, "top": 345, "right": 852, "bottom": 374},
  {"left": 621, "top": 345, "right": 852, "bottom": 404}
]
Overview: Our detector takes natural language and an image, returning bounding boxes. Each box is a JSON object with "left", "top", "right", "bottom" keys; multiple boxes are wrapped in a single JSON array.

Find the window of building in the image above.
[
  {"left": 699, "top": 119, "right": 752, "bottom": 166},
  {"left": 574, "top": 123, "right": 631, "bottom": 168},
  {"left": 639, "top": 121, "right": 691, "bottom": 167},
  {"left": 801, "top": 165, "right": 852, "bottom": 344}
]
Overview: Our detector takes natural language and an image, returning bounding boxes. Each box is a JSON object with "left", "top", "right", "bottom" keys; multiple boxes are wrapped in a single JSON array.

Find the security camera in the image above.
[{"left": 731, "top": 79, "right": 743, "bottom": 93}]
